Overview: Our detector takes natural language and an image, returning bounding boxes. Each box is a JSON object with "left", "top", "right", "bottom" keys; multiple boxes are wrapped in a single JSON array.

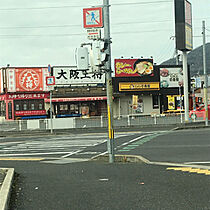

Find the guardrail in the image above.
[{"left": 0, "top": 113, "right": 191, "bottom": 131}]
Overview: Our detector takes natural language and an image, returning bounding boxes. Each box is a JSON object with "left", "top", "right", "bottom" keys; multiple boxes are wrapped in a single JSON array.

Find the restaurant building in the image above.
[
  {"left": 48, "top": 66, "right": 107, "bottom": 118},
  {"left": 112, "top": 58, "right": 161, "bottom": 117},
  {"left": 0, "top": 67, "right": 50, "bottom": 120}
]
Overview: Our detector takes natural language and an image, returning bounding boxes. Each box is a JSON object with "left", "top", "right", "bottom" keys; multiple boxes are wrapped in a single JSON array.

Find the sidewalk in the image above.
[{"left": 0, "top": 168, "right": 14, "bottom": 210}]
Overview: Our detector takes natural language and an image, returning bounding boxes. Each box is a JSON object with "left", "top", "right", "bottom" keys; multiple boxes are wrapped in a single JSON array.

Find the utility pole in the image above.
[
  {"left": 103, "top": 0, "right": 115, "bottom": 163},
  {"left": 202, "top": 20, "right": 208, "bottom": 126}
]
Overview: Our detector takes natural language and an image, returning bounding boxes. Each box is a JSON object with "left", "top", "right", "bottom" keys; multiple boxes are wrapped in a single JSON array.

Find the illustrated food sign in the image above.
[
  {"left": 7, "top": 68, "right": 50, "bottom": 92},
  {"left": 53, "top": 67, "right": 105, "bottom": 85},
  {"left": 174, "top": 0, "right": 193, "bottom": 51},
  {"left": 115, "top": 59, "right": 154, "bottom": 78},
  {"left": 160, "top": 67, "right": 184, "bottom": 88},
  {"left": 168, "top": 95, "right": 176, "bottom": 110}
]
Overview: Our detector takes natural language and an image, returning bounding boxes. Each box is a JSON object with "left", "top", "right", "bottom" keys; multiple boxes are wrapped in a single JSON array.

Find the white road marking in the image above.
[
  {"left": 0, "top": 132, "right": 156, "bottom": 158},
  {"left": 0, "top": 135, "right": 110, "bottom": 158},
  {"left": 184, "top": 161, "right": 210, "bottom": 164},
  {"left": 0, "top": 151, "right": 71, "bottom": 157},
  {"left": 91, "top": 134, "right": 155, "bottom": 159},
  {"left": 119, "top": 134, "right": 152, "bottom": 147},
  {"left": 61, "top": 150, "right": 82, "bottom": 158}
]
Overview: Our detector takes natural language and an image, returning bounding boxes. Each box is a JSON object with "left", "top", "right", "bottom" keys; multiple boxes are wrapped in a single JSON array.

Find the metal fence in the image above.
[{"left": 0, "top": 113, "right": 195, "bottom": 132}]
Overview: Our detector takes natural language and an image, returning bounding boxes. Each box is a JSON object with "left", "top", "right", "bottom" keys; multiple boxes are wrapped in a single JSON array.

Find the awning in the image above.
[{"left": 45, "top": 96, "right": 107, "bottom": 103}]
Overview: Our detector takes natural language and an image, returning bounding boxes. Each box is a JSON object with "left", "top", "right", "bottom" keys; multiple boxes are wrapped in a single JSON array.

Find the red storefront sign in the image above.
[
  {"left": 0, "top": 69, "right": 3, "bottom": 94},
  {"left": 7, "top": 68, "right": 50, "bottom": 92},
  {"left": 7, "top": 93, "right": 49, "bottom": 100},
  {"left": 15, "top": 110, "right": 46, "bottom": 116},
  {"left": 16, "top": 68, "right": 43, "bottom": 91},
  {"left": 115, "top": 59, "right": 154, "bottom": 77}
]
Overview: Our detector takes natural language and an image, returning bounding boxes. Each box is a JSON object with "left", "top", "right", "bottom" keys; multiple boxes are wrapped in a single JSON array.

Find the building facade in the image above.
[{"left": 0, "top": 67, "right": 50, "bottom": 120}]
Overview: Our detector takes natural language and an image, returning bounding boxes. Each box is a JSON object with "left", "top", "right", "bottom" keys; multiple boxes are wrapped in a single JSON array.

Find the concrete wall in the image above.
[
  {"left": 114, "top": 95, "right": 160, "bottom": 116},
  {"left": 46, "top": 118, "right": 74, "bottom": 130}
]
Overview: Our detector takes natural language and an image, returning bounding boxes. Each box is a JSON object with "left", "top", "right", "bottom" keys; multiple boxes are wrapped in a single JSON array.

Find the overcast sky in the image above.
[{"left": 0, "top": 0, "right": 209, "bottom": 68}]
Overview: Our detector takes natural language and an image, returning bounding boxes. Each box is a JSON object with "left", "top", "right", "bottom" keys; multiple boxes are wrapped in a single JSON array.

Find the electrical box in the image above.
[{"left": 77, "top": 47, "right": 89, "bottom": 70}]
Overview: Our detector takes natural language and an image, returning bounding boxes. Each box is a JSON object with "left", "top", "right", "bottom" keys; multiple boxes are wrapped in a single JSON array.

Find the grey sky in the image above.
[{"left": 0, "top": 0, "right": 209, "bottom": 68}]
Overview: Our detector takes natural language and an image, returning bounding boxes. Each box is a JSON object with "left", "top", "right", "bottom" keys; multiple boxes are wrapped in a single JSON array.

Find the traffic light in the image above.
[{"left": 99, "top": 40, "right": 109, "bottom": 66}]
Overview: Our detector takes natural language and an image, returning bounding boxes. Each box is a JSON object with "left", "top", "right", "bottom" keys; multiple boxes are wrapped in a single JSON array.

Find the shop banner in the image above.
[
  {"left": 168, "top": 95, "right": 175, "bottom": 110},
  {"left": 115, "top": 59, "right": 154, "bottom": 78},
  {"left": 119, "top": 82, "right": 160, "bottom": 92},
  {"left": 15, "top": 110, "right": 46, "bottom": 116},
  {"left": 7, "top": 93, "right": 49, "bottom": 100},
  {"left": 53, "top": 67, "right": 105, "bottom": 85},
  {"left": 160, "top": 67, "right": 184, "bottom": 88},
  {"left": 0, "top": 69, "right": 3, "bottom": 94},
  {"left": 7, "top": 68, "right": 50, "bottom": 92}
]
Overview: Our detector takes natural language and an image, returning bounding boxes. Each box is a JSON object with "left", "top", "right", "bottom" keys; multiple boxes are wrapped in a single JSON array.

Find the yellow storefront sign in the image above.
[
  {"left": 167, "top": 95, "right": 175, "bottom": 110},
  {"left": 119, "top": 82, "right": 160, "bottom": 91}
]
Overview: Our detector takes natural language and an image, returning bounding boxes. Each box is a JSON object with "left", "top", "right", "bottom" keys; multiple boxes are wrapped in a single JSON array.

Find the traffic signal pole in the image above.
[{"left": 103, "top": 0, "right": 115, "bottom": 163}]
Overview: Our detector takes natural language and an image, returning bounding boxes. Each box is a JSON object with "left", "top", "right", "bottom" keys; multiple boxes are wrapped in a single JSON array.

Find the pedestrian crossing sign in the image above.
[
  {"left": 46, "top": 76, "right": 55, "bottom": 86},
  {"left": 83, "top": 7, "right": 103, "bottom": 28}
]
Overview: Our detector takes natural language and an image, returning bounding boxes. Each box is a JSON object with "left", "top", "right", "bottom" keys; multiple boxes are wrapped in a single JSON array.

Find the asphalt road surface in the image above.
[
  {"left": 1, "top": 127, "right": 210, "bottom": 209},
  {"left": 1, "top": 128, "right": 210, "bottom": 165},
  {"left": 1, "top": 161, "right": 210, "bottom": 210}
]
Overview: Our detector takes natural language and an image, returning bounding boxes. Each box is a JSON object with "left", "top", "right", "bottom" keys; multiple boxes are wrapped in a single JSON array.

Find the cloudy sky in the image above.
[{"left": 0, "top": 0, "right": 209, "bottom": 68}]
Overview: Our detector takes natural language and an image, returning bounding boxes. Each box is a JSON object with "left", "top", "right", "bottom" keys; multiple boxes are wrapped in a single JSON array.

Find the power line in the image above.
[
  {"left": 112, "top": 0, "right": 172, "bottom": 6},
  {"left": 206, "top": 28, "right": 210, "bottom": 32},
  {"left": 0, "top": 16, "right": 209, "bottom": 30},
  {"left": 0, "top": 1, "right": 172, "bottom": 11}
]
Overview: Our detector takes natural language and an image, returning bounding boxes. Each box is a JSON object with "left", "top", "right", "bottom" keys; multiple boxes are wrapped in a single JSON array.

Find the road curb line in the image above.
[
  {"left": 91, "top": 154, "right": 150, "bottom": 164},
  {"left": 0, "top": 168, "right": 14, "bottom": 210},
  {"left": 92, "top": 154, "right": 210, "bottom": 170}
]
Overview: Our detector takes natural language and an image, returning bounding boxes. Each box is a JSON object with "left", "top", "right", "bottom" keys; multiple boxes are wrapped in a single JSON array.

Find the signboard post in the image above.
[
  {"left": 87, "top": 28, "right": 101, "bottom": 40},
  {"left": 46, "top": 76, "right": 55, "bottom": 134},
  {"left": 174, "top": 0, "right": 193, "bottom": 122}
]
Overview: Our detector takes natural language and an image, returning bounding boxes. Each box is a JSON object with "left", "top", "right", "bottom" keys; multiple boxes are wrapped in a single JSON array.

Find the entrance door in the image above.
[{"left": 6, "top": 100, "right": 14, "bottom": 120}]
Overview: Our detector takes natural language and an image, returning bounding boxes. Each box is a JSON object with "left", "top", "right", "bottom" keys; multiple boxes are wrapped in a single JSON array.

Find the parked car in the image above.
[{"left": 189, "top": 104, "right": 210, "bottom": 120}]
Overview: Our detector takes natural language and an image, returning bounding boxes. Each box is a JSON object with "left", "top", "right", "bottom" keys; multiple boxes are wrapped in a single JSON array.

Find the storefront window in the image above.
[
  {"left": 152, "top": 95, "right": 159, "bottom": 109},
  {"left": 31, "top": 104, "right": 35, "bottom": 110},
  {"left": 23, "top": 103, "right": 27, "bottom": 110},
  {"left": 15, "top": 104, "right": 20, "bottom": 111},
  {"left": 0, "top": 101, "right": 6, "bottom": 116},
  {"left": 38, "top": 103, "right": 43, "bottom": 110},
  {"left": 60, "top": 104, "right": 68, "bottom": 111}
]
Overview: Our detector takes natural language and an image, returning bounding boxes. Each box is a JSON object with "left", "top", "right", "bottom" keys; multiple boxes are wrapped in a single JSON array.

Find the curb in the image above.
[
  {"left": 92, "top": 154, "right": 210, "bottom": 170},
  {"left": 0, "top": 168, "right": 14, "bottom": 210},
  {"left": 91, "top": 154, "right": 150, "bottom": 164}
]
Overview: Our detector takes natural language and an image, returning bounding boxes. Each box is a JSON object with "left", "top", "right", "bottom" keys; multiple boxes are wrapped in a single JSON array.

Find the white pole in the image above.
[
  {"left": 179, "top": 85, "right": 183, "bottom": 123},
  {"left": 50, "top": 90, "right": 53, "bottom": 133},
  {"left": 183, "top": 51, "right": 189, "bottom": 122}
]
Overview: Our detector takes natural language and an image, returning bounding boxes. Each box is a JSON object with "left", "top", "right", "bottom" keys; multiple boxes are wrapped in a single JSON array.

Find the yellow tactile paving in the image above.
[{"left": 167, "top": 167, "right": 210, "bottom": 176}]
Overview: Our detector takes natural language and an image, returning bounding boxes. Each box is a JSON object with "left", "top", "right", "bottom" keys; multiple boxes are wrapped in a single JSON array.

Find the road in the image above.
[
  {"left": 1, "top": 128, "right": 210, "bottom": 165},
  {"left": 1, "top": 127, "right": 210, "bottom": 209}
]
